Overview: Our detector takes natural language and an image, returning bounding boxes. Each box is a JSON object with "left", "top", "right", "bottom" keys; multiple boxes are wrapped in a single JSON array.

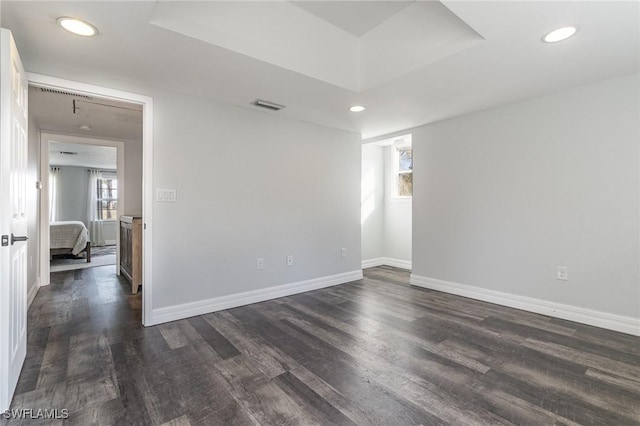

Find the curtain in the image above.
[
  {"left": 49, "top": 167, "right": 60, "bottom": 222},
  {"left": 87, "top": 169, "right": 105, "bottom": 246}
]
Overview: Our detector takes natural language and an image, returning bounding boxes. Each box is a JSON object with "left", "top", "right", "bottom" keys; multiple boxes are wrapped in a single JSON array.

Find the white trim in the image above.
[
  {"left": 38, "top": 135, "right": 48, "bottom": 286},
  {"left": 27, "top": 73, "right": 154, "bottom": 326},
  {"left": 362, "top": 257, "right": 412, "bottom": 270},
  {"left": 149, "top": 270, "right": 363, "bottom": 326},
  {"left": 141, "top": 97, "right": 154, "bottom": 327},
  {"left": 26, "top": 280, "right": 39, "bottom": 308},
  {"left": 362, "top": 257, "right": 386, "bottom": 269},
  {"left": 104, "top": 239, "right": 117, "bottom": 246},
  {"left": 410, "top": 274, "right": 640, "bottom": 337}
]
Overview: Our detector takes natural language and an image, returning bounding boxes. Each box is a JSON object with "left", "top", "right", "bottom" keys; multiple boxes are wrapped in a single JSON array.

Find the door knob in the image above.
[{"left": 10, "top": 233, "right": 28, "bottom": 245}]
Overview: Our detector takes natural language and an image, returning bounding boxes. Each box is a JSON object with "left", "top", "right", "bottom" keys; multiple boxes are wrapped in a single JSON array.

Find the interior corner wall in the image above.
[
  {"left": 411, "top": 73, "right": 640, "bottom": 319},
  {"left": 382, "top": 146, "right": 412, "bottom": 265},
  {"left": 361, "top": 143, "right": 385, "bottom": 262},
  {"left": 27, "top": 112, "right": 40, "bottom": 295}
]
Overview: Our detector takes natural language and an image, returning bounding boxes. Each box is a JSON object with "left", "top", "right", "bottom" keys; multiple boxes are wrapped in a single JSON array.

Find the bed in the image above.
[{"left": 50, "top": 221, "right": 91, "bottom": 262}]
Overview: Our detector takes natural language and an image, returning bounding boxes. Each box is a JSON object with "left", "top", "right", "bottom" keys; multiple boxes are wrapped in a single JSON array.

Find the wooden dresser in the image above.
[{"left": 120, "top": 216, "right": 142, "bottom": 294}]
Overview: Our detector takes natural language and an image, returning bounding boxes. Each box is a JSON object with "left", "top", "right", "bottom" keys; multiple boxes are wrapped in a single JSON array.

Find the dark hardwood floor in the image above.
[{"left": 4, "top": 266, "right": 640, "bottom": 425}]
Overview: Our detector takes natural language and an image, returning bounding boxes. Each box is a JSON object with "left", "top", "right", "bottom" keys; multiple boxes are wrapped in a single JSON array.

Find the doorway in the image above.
[
  {"left": 27, "top": 74, "right": 154, "bottom": 325},
  {"left": 43, "top": 136, "right": 124, "bottom": 275},
  {"left": 361, "top": 134, "right": 413, "bottom": 270}
]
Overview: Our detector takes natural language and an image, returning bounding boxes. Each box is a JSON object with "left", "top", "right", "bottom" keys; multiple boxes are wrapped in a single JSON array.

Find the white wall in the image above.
[
  {"left": 55, "top": 166, "right": 87, "bottom": 222},
  {"left": 361, "top": 144, "right": 384, "bottom": 262},
  {"left": 411, "top": 73, "right": 640, "bottom": 320},
  {"left": 123, "top": 138, "right": 142, "bottom": 216},
  {"left": 383, "top": 146, "right": 412, "bottom": 265},
  {"left": 152, "top": 91, "right": 362, "bottom": 309},
  {"left": 27, "top": 112, "right": 39, "bottom": 298}
]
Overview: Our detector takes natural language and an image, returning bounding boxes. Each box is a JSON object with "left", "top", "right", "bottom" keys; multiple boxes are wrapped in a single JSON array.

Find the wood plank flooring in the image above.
[{"left": 4, "top": 266, "right": 640, "bottom": 425}]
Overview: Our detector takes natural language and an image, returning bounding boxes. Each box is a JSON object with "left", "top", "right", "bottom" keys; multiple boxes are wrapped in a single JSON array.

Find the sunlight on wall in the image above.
[{"left": 361, "top": 169, "right": 375, "bottom": 224}]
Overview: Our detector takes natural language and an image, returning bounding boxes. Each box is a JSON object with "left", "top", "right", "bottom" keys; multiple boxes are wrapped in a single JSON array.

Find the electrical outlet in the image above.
[
  {"left": 256, "top": 258, "right": 264, "bottom": 270},
  {"left": 286, "top": 255, "right": 294, "bottom": 266},
  {"left": 341, "top": 248, "right": 347, "bottom": 258},
  {"left": 557, "top": 266, "right": 568, "bottom": 281}
]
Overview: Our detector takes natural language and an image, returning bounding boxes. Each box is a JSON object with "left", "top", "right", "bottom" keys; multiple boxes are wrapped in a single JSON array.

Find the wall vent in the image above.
[
  {"left": 252, "top": 99, "right": 285, "bottom": 111},
  {"left": 59, "top": 151, "right": 78, "bottom": 155},
  {"left": 39, "top": 87, "right": 92, "bottom": 100}
]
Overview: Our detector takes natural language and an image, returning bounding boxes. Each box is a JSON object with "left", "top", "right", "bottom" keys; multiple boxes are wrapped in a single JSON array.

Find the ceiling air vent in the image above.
[
  {"left": 252, "top": 99, "right": 285, "bottom": 111},
  {"left": 39, "top": 87, "right": 92, "bottom": 100}
]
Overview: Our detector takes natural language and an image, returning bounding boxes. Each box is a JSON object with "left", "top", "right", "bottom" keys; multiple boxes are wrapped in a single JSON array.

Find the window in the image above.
[
  {"left": 395, "top": 146, "right": 413, "bottom": 197},
  {"left": 97, "top": 173, "right": 118, "bottom": 220}
]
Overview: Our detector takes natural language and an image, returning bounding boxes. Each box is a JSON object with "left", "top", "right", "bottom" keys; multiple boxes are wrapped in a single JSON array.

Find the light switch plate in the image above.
[{"left": 156, "top": 188, "right": 177, "bottom": 202}]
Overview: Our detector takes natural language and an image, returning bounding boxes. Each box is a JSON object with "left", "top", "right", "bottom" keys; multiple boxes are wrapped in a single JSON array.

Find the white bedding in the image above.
[{"left": 50, "top": 221, "right": 89, "bottom": 255}]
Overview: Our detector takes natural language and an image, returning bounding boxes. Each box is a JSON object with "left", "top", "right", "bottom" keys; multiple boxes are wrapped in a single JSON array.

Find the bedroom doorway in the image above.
[
  {"left": 44, "top": 137, "right": 123, "bottom": 274},
  {"left": 28, "top": 73, "right": 154, "bottom": 325}
]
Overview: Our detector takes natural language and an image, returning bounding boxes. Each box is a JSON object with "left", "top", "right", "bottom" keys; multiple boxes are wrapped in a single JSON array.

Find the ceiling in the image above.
[
  {"left": 50, "top": 141, "right": 117, "bottom": 170},
  {"left": 3, "top": 1, "right": 639, "bottom": 139},
  {"left": 150, "top": 1, "right": 481, "bottom": 91},
  {"left": 290, "top": 1, "right": 414, "bottom": 37},
  {"left": 29, "top": 86, "right": 143, "bottom": 142}
]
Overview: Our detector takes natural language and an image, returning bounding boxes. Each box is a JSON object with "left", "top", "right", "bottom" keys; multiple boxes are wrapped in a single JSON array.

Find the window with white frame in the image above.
[
  {"left": 97, "top": 172, "right": 118, "bottom": 220},
  {"left": 395, "top": 146, "right": 413, "bottom": 197}
]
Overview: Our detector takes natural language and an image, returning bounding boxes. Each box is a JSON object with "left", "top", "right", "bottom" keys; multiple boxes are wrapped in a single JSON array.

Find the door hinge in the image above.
[{"left": 1, "top": 235, "right": 8, "bottom": 247}]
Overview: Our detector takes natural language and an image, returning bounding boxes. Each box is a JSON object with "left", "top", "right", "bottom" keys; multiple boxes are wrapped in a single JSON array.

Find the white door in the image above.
[{"left": 0, "top": 28, "right": 29, "bottom": 412}]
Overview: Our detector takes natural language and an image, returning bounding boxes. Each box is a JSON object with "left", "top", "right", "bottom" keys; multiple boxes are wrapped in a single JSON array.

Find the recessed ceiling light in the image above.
[
  {"left": 57, "top": 17, "right": 98, "bottom": 37},
  {"left": 542, "top": 26, "right": 577, "bottom": 43},
  {"left": 349, "top": 105, "right": 366, "bottom": 112},
  {"left": 78, "top": 124, "right": 92, "bottom": 131}
]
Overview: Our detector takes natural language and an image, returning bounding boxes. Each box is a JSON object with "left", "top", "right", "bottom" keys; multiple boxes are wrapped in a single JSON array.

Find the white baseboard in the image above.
[
  {"left": 27, "top": 279, "right": 39, "bottom": 308},
  {"left": 362, "top": 257, "right": 412, "bottom": 270},
  {"left": 410, "top": 274, "right": 640, "bottom": 337},
  {"left": 361, "top": 257, "right": 385, "bottom": 269},
  {"left": 104, "top": 239, "right": 117, "bottom": 246},
  {"left": 382, "top": 258, "right": 412, "bottom": 270},
  {"left": 149, "top": 270, "right": 363, "bottom": 326}
]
